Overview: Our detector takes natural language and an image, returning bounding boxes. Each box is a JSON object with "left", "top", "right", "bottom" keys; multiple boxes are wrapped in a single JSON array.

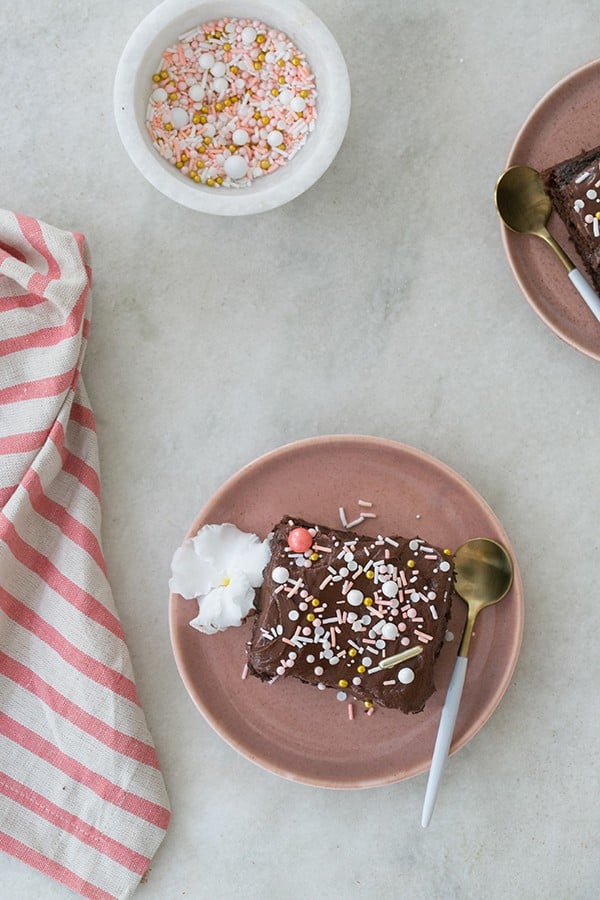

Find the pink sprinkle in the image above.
[
  {"left": 366, "top": 707, "right": 375, "bottom": 716},
  {"left": 347, "top": 703, "right": 354, "bottom": 721},
  {"left": 357, "top": 499, "right": 373, "bottom": 508},
  {"left": 241, "top": 664, "right": 248, "bottom": 680}
]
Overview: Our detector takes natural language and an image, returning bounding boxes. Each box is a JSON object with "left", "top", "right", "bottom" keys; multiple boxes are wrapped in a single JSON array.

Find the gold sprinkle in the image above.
[
  {"left": 224, "top": 98, "right": 232, "bottom": 107},
  {"left": 253, "top": 61, "right": 262, "bottom": 71},
  {"left": 192, "top": 114, "right": 201, "bottom": 124},
  {"left": 260, "top": 160, "right": 270, "bottom": 170},
  {"left": 223, "top": 42, "right": 231, "bottom": 51},
  {"left": 363, "top": 597, "right": 373, "bottom": 607},
  {"left": 277, "top": 59, "right": 285, "bottom": 68},
  {"left": 300, "top": 89, "right": 309, "bottom": 99},
  {"left": 228, "top": 144, "right": 237, "bottom": 153},
  {"left": 365, "top": 570, "right": 375, "bottom": 580},
  {"left": 257, "top": 52, "right": 266, "bottom": 62},
  {"left": 164, "top": 122, "right": 173, "bottom": 131},
  {"left": 175, "top": 161, "right": 184, "bottom": 169},
  {"left": 379, "top": 646, "right": 423, "bottom": 670},
  {"left": 306, "top": 612, "right": 315, "bottom": 622},
  {"left": 311, "top": 598, "right": 320, "bottom": 607},
  {"left": 180, "top": 153, "right": 188, "bottom": 162},
  {"left": 215, "top": 176, "right": 223, "bottom": 185},
  {"left": 196, "top": 160, "right": 204, "bottom": 169},
  {"left": 310, "top": 552, "right": 319, "bottom": 562},
  {"left": 203, "top": 136, "right": 212, "bottom": 145},
  {"left": 348, "top": 648, "right": 358, "bottom": 658},
  {"left": 230, "top": 65, "right": 239, "bottom": 74},
  {"left": 443, "top": 548, "right": 452, "bottom": 556},
  {"left": 271, "top": 88, "right": 279, "bottom": 97},
  {"left": 261, "top": 115, "right": 270, "bottom": 125},
  {"left": 291, "top": 56, "right": 300, "bottom": 66},
  {"left": 169, "top": 92, "right": 178, "bottom": 101},
  {"left": 253, "top": 111, "right": 261, "bottom": 120},
  {"left": 256, "top": 33, "right": 266, "bottom": 44},
  {"left": 278, "top": 76, "right": 286, "bottom": 85},
  {"left": 215, "top": 102, "right": 224, "bottom": 111},
  {"left": 159, "top": 70, "right": 168, "bottom": 80},
  {"left": 364, "top": 700, "right": 373, "bottom": 709},
  {"left": 407, "top": 559, "right": 416, "bottom": 569},
  {"left": 152, "top": 73, "right": 161, "bottom": 83},
  {"left": 206, "top": 178, "right": 215, "bottom": 187},
  {"left": 201, "top": 105, "right": 209, "bottom": 114},
  {"left": 194, "top": 174, "right": 201, "bottom": 182},
  {"left": 357, "top": 665, "right": 366, "bottom": 674},
  {"left": 338, "top": 679, "right": 349, "bottom": 689}
]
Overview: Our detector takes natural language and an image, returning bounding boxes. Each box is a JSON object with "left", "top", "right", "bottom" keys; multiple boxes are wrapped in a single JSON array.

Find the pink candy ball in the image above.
[{"left": 287, "top": 527, "right": 313, "bottom": 553}]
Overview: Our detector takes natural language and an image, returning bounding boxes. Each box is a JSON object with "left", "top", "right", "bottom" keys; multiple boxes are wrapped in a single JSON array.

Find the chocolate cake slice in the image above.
[
  {"left": 247, "top": 517, "right": 454, "bottom": 713},
  {"left": 542, "top": 145, "right": 600, "bottom": 292}
]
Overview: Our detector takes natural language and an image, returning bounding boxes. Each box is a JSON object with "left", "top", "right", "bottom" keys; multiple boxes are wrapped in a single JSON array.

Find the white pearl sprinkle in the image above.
[
  {"left": 224, "top": 155, "right": 248, "bottom": 180},
  {"left": 398, "top": 667, "right": 415, "bottom": 684},
  {"left": 199, "top": 53, "right": 215, "bottom": 70},
  {"left": 272, "top": 566, "right": 289, "bottom": 584},
  {"left": 232, "top": 128, "right": 250, "bottom": 146}
]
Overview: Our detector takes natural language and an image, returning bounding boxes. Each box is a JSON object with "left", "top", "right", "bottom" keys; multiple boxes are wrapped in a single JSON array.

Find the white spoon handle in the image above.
[
  {"left": 568, "top": 268, "right": 600, "bottom": 323},
  {"left": 421, "top": 655, "right": 468, "bottom": 828}
]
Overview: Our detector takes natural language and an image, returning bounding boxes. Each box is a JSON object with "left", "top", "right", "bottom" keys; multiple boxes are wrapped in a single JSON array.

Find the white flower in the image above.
[{"left": 169, "top": 523, "right": 271, "bottom": 634}]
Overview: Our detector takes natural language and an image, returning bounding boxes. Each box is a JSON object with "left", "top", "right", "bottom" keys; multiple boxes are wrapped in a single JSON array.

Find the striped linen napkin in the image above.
[{"left": 0, "top": 210, "right": 170, "bottom": 899}]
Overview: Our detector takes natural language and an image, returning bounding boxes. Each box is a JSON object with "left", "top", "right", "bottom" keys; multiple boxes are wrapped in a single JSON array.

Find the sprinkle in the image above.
[
  {"left": 347, "top": 703, "right": 354, "bottom": 721},
  {"left": 241, "top": 664, "right": 248, "bottom": 680},
  {"left": 339, "top": 507, "right": 348, "bottom": 527},
  {"left": 357, "top": 499, "right": 373, "bottom": 507},
  {"left": 345, "top": 516, "right": 365, "bottom": 529},
  {"left": 379, "top": 646, "right": 424, "bottom": 669},
  {"left": 384, "top": 537, "right": 399, "bottom": 547}
]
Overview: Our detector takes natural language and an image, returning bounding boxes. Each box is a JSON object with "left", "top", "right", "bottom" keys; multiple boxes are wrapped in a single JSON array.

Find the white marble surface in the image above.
[{"left": 1, "top": 1, "right": 599, "bottom": 898}]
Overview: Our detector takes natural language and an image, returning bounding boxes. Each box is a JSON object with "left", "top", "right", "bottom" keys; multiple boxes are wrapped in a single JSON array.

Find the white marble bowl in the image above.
[{"left": 114, "top": 0, "right": 351, "bottom": 215}]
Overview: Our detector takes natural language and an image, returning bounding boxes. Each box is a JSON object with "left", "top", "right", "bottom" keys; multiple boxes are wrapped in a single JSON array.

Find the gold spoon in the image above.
[
  {"left": 494, "top": 165, "right": 600, "bottom": 322},
  {"left": 421, "top": 538, "right": 514, "bottom": 828}
]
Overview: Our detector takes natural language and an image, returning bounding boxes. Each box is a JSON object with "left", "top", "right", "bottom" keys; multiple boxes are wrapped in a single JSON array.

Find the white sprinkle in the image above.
[
  {"left": 339, "top": 507, "right": 348, "bottom": 527},
  {"left": 337, "top": 691, "right": 347, "bottom": 701},
  {"left": 384, "top": 537, "right": 399, "bottom": 547},
  {"left": 368, "top": 666, "right": 382, "bottom": 674},
  {"left": 575, "top": 170, "right": 590, "bottom": 183},
  {"left": 357, "top": 499, "right": 373, "bottom": 508},
  {"left": 594, "top": 217, "right": 600, "bottom": 238},
  {"left": 430, "top": 605, "right": 439, "bottom": 620},
  {"left": 345, "top": 516, "right": 365, "bottom": 529},
  {"left": 398, "top": 667, "right": 415, "bottom": 684},
  {"left": 445, "top": 630, "right": 454, "bottom": 642}
]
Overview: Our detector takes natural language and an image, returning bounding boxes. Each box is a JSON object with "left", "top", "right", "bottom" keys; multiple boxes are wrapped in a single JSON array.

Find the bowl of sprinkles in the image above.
[{"left": 114, "top": 0, "right": 350, "bottom": 215}]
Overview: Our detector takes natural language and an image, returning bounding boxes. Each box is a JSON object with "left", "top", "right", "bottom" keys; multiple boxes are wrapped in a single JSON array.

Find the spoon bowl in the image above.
[
  {"left": 495, "top": 165, "right": 572, "bottom": 270},
  {"left": 454, "top": 537, "right": 514, "bottom": 657},
  {"left": 421, "top": 537, "right": 514, "bottom": 828}
]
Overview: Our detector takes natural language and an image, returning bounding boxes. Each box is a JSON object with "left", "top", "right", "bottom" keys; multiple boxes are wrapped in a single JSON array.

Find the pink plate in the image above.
[
  {"left": 169, "top": 436, "right": 523, "bottom": 788},
  {"left": 503, "top": 57, "right": 600, "bottom": 361}
]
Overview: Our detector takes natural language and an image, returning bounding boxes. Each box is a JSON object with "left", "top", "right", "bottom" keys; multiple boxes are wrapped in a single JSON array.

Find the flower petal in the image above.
[
  {"left": 188, "top": 575, "right": 255, "bottom": 634},
  {"left": 191, "top": 523, "right": 270, "bottom": 584},
  {"left": 169, "top": 541, "right": 215, "bottom": 598}
]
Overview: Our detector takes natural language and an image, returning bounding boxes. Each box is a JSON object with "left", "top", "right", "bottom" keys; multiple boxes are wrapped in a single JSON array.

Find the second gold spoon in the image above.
[{"left": 495, "top": 165, "right": 600, "bottom": 322}]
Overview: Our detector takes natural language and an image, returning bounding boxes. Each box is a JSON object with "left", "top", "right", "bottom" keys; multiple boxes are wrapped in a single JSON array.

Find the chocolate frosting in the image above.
[
  {"left": 247, "top": 517, "right": 454, "bottom": 714},
  {"left": 542, "top": 145, "right": 600, "bottom": 289}
]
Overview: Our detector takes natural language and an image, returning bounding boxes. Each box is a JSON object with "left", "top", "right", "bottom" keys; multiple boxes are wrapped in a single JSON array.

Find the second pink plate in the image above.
[
  {"left": 503, "top": 57, "right": 600, "bottom": 361},
  {"left": 169, "top": 435, "right": 523, "bottom": 788}
]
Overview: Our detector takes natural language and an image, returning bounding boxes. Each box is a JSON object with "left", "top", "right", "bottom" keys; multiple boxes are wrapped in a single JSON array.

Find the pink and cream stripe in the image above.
[{"left": 0, "top": 210, "right": 170, "bottom": 898}]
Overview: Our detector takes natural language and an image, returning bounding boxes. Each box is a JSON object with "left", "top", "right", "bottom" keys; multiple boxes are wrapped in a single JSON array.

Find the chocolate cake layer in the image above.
[
  {"left": 247, "top": 517, "right": 454, "bottom": 713},
  {"left": 542, "top": 145, "right": 600, "bottom": 292}
]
